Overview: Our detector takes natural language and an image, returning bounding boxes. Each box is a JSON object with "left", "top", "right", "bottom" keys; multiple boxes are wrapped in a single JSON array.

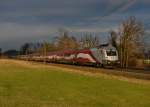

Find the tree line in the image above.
[{"left": 20, "top": 30, "right": 100, "bottom": 55}]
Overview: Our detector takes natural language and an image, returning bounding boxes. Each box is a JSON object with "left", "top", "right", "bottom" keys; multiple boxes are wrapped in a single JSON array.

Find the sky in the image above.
[{"left": 0, "top": 0, "right": 150, "bottom": 51}]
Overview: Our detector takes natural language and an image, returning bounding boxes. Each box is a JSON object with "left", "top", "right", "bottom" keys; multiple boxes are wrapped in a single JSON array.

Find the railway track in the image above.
[
  {"left": 34, "top": 61, "right": 150, "bottom": 80},
  {"left": 14, "top": 57, "right": 150, "bottom": 80}
]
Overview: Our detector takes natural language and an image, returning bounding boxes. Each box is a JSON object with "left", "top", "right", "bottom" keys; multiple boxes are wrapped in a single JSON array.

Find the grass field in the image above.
[{"left": 0, "top": 59, "right": 150, "bottom": 107}]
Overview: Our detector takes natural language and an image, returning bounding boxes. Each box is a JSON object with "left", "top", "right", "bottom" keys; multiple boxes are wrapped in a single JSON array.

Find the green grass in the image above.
[{"left": 0, "top": 60, "right": 150, "bottom": 107}]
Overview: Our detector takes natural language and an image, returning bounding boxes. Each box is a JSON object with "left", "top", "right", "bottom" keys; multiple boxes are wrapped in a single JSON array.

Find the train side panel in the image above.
[{"left": 18, "top": 44, "right": 119, "bottom": 67}]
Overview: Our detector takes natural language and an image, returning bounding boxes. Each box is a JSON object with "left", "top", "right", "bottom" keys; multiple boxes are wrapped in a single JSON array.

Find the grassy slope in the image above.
[{"left": 0, "top": 60, "right": 150, "bottom": 107}]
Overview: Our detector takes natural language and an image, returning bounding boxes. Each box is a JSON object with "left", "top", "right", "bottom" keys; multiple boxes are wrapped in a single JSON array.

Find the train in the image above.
[{"left": 19, "top": 44, "right": 119, "bottom": 67}]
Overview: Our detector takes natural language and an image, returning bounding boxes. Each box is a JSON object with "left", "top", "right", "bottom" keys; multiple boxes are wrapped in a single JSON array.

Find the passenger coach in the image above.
[{"left": 19, "top": 44, "right": 119, "bottom": 67}]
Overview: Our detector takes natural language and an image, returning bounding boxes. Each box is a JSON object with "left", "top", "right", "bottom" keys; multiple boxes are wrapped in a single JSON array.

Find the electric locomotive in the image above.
[{"left": 19, "top": 44, "right": 119, "bottom": 67}]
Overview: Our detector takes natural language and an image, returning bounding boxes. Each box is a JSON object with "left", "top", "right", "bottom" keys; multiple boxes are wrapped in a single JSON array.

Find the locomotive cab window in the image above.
[{"left": 106, "top": 50, "right": 117, "bottom": 56}]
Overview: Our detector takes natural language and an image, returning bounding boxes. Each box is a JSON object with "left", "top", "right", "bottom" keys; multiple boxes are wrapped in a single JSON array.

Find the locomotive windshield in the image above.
[{"left": 106, "top": 50, "right": 117, "bottom": 56}]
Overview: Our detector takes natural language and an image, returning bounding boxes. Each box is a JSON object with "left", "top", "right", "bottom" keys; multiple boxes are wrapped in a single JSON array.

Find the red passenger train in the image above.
[{"left": 19, "top": 44, "right": 119, "bottom": 67}]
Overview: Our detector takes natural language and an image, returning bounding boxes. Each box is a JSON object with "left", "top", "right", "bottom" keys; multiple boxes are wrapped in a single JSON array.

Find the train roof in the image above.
[
  {"left": 98, "top": 44, "right": 116, "bottom": 50},
  {"left": 47, "top": 49, "right": 91, "bottom": 55},
  {"left": 27, "top": 44, "right": 117, "bottom": 56}
]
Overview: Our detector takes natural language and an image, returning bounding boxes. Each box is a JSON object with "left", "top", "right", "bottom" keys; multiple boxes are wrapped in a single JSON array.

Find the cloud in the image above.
[
  {"left": 84, "top": 0, "right": 138, "bottom": 24},
  {"left": 0, "top": 22, "right": 59, "bottom": 50},
  {"left": 0, "top": 23, "right": 57, "bottom": 40},
  {"left": 0, "top": 0, "right": 143, "bottom": 25},
  {"left": 0, "top": 21, "right": 118, "bottom": 50},
  {"left": 0, "top": 0, "right": 149, "bottom": 50},
  {"left": 117, "top": 0, "right": 137, "bottom": 12},
  {"left": 68, "top": 25, "right": 118, "bottom": 33},
  {"left": 101, "top": 0, "right": 137, "bottom": 19},
  {"left": 0, "top": 0, "right": 105, "bottom": 26}
]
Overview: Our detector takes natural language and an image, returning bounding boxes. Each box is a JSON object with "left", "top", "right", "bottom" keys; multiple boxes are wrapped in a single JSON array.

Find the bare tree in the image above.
[
  {"left": 20, "top": 43, "right": 30, "bottom": 55},
  {"left": 56, "top": 29, "right": 79, "bottom": 50},
  {"left": 119, "top": 16, "right": 144, "bottom": 68},
  {"left": 80, "top": 33, "right": 100, "bottom": 49}
]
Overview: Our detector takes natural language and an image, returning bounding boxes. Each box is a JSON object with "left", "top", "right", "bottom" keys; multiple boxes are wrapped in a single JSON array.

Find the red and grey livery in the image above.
[{"left": 20, "top": 44, "right": 119, "bottom": 67}]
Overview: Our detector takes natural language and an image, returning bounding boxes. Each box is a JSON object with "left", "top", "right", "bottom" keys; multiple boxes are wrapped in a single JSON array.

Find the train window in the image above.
[
  {"left": 106, "top": 50, "right": 117, "bottom": 56},
  {"left": 65, "top": 54, "right": 70, "bottom": 57}
]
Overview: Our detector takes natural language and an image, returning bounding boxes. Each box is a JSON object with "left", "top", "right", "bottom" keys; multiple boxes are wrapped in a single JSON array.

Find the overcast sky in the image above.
[{"left": 0, "top": 0, "right": 150, "bottom": 51}]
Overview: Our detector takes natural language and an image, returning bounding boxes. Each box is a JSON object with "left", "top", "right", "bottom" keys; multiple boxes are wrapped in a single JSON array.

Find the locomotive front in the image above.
[
  {"left": 101, "top": 45, "right": 119, "bottom": 66},
  {"left": 91, "top": 44, "right": 119, "bottom": 67}
]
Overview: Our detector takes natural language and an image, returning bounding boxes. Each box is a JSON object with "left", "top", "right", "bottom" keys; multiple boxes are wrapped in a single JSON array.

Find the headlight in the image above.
[
  {"left": 107, "top": 61, "right": 111, "bottom": 64},
  {"left": 117, "top": 61, "right": 120, "bottom": 64}
]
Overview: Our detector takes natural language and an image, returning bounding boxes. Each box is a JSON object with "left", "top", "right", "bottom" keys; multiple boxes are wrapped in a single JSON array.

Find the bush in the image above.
[{"left": 129, "top": 59, "right": 145, "bottom": 69}]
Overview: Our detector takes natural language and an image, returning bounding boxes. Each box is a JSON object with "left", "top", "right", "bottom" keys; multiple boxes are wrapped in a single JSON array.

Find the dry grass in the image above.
[
  {"left": 0, "top": 59, "right": 150, "bottom": 107},
  {"left": 1, "top": 59, "right": 150, "bottom": 85}
]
